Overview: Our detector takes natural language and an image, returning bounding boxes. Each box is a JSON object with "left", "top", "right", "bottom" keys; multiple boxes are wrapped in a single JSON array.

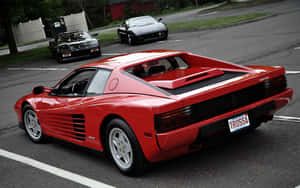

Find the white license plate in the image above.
[{"left": 228, "top": 113, "right": 250, "bottom": 133}]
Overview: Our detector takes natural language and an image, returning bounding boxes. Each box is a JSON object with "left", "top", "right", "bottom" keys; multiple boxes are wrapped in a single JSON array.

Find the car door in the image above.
[{"left": 38, "top": 68, "right": 97, "bottom": 142}]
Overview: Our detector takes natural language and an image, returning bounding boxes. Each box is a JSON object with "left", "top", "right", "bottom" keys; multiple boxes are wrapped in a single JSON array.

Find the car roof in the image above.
[
  {"left": 127, "top": 15, "right": 154, "bottom": 21},
  {"left": 79, "top": 49, "right": 188, "bottom": 70}
]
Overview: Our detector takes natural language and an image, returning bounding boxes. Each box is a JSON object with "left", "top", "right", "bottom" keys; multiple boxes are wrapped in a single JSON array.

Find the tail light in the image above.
[
  {"left": 264, "top": 75, "right": 287, "bottom": 97},
  {"left": 155, "top": 106, "right": 194, "bottom": 133}
]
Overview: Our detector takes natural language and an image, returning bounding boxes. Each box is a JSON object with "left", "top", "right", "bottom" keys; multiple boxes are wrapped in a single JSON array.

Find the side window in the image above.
[
  {"left": 87, "top": 69, "right": 112, "bottom": 95},
  {"left": 55, "top": 69, "right": 96, "bottom": 97}
]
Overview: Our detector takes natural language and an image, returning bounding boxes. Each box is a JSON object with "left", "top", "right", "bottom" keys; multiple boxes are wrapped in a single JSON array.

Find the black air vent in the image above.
[{"left": 72, "top": 114, "right": 86, "bottom": 141}]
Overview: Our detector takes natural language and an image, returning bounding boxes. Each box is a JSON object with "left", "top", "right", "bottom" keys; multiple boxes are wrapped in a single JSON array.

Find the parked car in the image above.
[
  {"left": 49, "top": 31, "right": 101, "bottom": 63},
  {"left": 15, "top": 50, "right": 293, "bottom": 176},
  {"left": 117, "top": 16, "right": 168, "bottom": 45}
]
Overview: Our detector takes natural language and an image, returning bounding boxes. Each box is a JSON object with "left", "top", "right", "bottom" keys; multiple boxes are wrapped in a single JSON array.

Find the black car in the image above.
[
  {"left": 49, "top": 31, "right": 101, "bottom": 63},
  {"left": 117, "top": 16, "right": 168, "bottom": 45}
]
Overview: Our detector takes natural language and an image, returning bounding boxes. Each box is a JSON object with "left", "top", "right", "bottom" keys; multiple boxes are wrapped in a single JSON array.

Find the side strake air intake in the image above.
[
  {"left": 72, "top": 114, "right": 86, "bottom": 141},
  {"left": 44, "top": 114, "right": 86, "bottom": 141}
]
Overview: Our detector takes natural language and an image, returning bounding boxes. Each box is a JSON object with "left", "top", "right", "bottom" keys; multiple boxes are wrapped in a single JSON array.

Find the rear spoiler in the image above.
[{"left": 148, "top": 68, "right": 224, "bottom": 89}]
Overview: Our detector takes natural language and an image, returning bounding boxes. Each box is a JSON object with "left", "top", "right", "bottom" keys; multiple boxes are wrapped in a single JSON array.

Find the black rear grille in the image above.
[
  {"left": 192, "top": 75, "right": 286, "bottom": 122},
  {"left": 155, "top": 75, "right": 287, "bottom": 133}
]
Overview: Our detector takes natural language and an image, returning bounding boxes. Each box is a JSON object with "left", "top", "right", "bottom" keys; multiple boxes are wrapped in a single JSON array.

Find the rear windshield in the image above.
[{"left": 125, "top": 56, "right": 189, "bottom": 78}]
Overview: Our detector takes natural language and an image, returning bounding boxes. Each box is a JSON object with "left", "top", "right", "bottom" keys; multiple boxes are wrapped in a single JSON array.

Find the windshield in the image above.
[
  {"left": 57, "top": 31, "right": 91, "bottom": 43},
  {"left": 128, "top": 16, "right": 157, "bottom": 28}
]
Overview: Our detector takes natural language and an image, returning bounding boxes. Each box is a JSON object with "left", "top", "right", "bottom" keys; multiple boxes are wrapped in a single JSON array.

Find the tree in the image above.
[
  {"left": 0, "top": 0, "right": 64, "bottom": 55},
  {"left": 0, "top": 0, "right": 19, "bottom": 54}
]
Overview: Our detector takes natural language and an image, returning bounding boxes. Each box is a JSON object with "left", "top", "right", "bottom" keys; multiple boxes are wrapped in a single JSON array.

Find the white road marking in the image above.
[
  {"left": 199, "top": 11, "right": 218, "bottom": 17},
  {"left": 102, "top": 53, "right": 123, "bottom": 56},
  {"left": 286, "top": 70, "right": 300, "bottom": 74},
  {"left": 158, "top": 40, "right": 182, "bottom": 43},
  {"left": 0, "top": 148, "right": 115, "bottom": 188},
  {"left": 7, "top": 67, "right": 70, "bottom": 71},
  {"left": 294, "top": 47, "right": 300, "bottom": 50},
  {"left": 274, "top": 115, "right": 300, "bottom": 123}
]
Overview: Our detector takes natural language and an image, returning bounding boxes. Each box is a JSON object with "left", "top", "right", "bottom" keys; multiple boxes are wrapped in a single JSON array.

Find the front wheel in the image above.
[
  {"left": 106, "top": 119, "right": 147, "bottom": 176},
  {"left": 127, "top": 34, "right": 135, "bottom": 45},
  {"left": 23, "top": 104, "right": 47, "bottom": 143}
]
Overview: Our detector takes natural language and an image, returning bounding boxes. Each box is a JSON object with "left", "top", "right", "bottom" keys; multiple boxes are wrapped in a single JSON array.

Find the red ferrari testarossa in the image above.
[{"left": 15, "top": 50, "right": 293, "bottom": 175}]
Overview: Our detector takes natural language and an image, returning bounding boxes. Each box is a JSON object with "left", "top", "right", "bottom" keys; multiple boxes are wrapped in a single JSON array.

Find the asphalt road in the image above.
[{"left": 0, "top": 0, "right": 300, "bottom": 187}]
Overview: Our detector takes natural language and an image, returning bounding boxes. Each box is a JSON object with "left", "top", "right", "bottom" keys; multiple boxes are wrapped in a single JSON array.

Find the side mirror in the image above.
[
  {"left": 32, "top": 86, "right": 44, "bottom": 95},
  {"left": 158, "top": 18, "right": 162, "bottom": 22}
]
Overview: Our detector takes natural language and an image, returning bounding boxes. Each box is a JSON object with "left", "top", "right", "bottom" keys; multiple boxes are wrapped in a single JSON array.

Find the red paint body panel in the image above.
[
  {"left": 14, "top": 50, "right": 293, "bottom": 163},
  {"left": 145, "top": 68, "right": 225, "bottom": 89}
]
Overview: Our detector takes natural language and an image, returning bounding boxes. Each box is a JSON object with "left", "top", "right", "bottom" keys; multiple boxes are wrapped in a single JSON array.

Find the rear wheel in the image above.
[
  {"left": 56, "top": 54, "right": 63, "bottom": 63},
  {"left": 23, "top": 104, "right": 47, "bottom": 143},
  {"left": 105, "top": 118, "right": 147, "bottom": 176}
]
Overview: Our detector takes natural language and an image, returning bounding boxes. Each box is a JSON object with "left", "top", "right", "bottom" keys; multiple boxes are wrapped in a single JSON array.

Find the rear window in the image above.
[{"left": 125, "top": 56, "right": 189, "bottom": 78}]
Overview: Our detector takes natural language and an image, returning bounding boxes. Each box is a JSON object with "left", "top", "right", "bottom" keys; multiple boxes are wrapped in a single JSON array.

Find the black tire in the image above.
[
  {"left": 164, "top": 33, "right": 168, "bottom": 40},
  {"left": 96, "top": 48, "right": 102, "bottom": 57},
  {"left": 118, "top": 33, "right": 125, "bottom": 43},
  {"left": 127, "top": 34, "right": 135, "bottom": 45},
  {"left": 105, "top": 118, "right": 147, "bottom": 176},
  {"left": 56, "top": 54, "right": 63, "bottom": 64},
  {"left": 22, "top": 104, "right": 47, "bottom": 143}
]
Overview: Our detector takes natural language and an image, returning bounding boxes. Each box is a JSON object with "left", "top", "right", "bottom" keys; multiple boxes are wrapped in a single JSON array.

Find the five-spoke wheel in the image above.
[
  {"left": 106, "top": 118, "right": 147, "bottom": 176},
  {"left": 23, "top": 104, "right": 46, "bottom": 143},
  {"left": 109, "top": 127, "right": 133, "bottom": 170}
]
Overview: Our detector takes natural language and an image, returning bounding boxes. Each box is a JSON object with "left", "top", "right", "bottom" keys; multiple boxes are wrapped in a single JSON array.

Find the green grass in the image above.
[
  {"left": 0, "top": 12, "right": 269, "bottom": 66},
  {"left": 0, "top": 44, "right": 8, "bottom": 50},
  {"left": 94, "top": 12, "right": 269, "bottom": 45},
  {"left": 0, "top": 39, "right": 48, "bottom": 50},
  {"left": 90, "top": 20, "right": 123, "bottom": 32},
  {"left": 201, "top": 0, "right": 283, "bottom": 13},
  {"left": 95, "top": 30, "right": 119, "bottom": 45},
  {"left": 167, "top": 12, "right": 270, "bottom": 32},
  {"left": 0, "top": 46, "right": 50, "bottom": 67}
]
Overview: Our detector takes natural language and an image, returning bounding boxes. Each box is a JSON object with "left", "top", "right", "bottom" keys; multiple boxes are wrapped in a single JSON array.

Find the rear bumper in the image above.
[
  {"left": 60, "top": 47, "right": 101, "bottom": 62},
  {"left": 152, "top": 88, "right": 292, "bottom": 161}
]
